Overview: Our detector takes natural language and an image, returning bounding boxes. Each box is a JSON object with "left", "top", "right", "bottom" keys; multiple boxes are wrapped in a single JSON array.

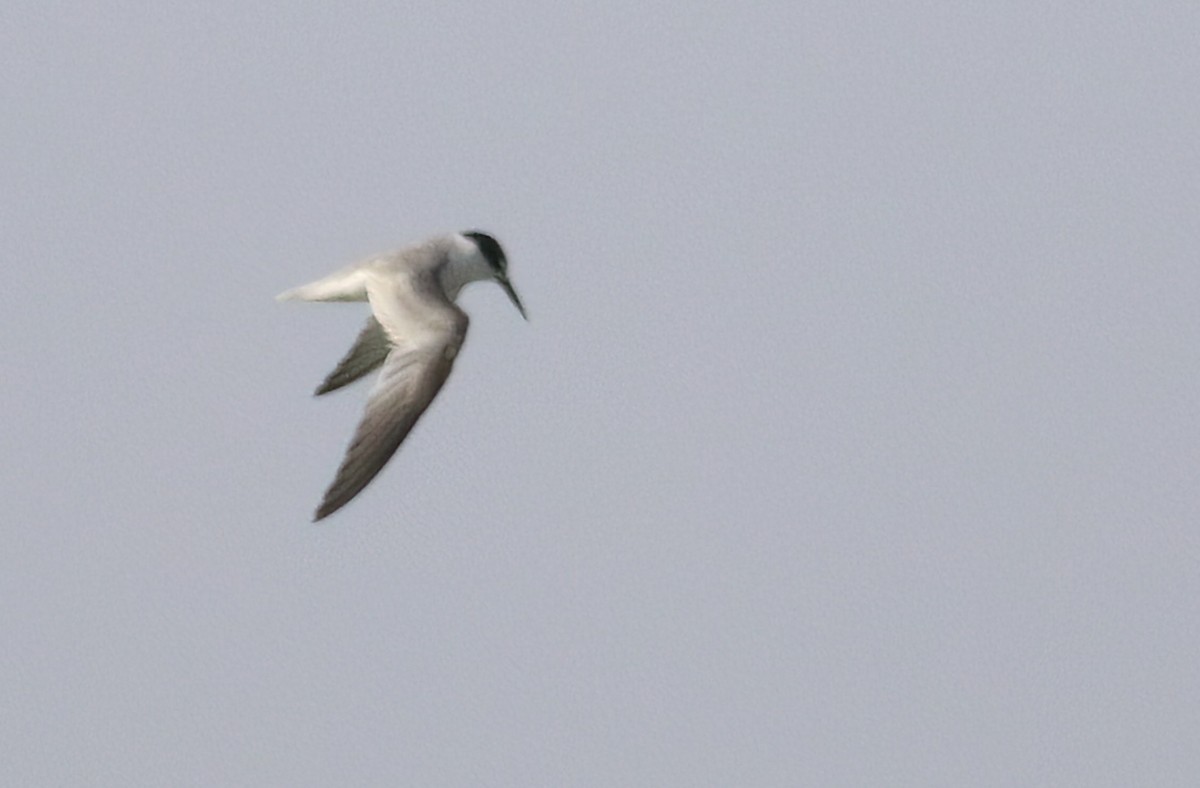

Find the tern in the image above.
[{"left": 277, "top": 231, "right": 526, "bottom": 521}]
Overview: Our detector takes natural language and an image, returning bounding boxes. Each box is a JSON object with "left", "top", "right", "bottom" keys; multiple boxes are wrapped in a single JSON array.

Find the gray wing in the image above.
[
  {"left": 315, "top": 317, "right": 391, "bottom": 395},
  {"left": 313, "top": 270, "right": 468, "bottom": 521}
]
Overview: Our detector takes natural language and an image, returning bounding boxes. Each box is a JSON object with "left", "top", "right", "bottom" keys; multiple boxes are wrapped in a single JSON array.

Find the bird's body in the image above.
[{"left": 278, "top": 231, "right": 526, "bottom": 521}]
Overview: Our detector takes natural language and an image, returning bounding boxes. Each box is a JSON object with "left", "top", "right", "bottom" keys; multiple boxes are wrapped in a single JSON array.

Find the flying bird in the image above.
[{"left": 277, "top": 231, "right": 526, "bottom": 521}]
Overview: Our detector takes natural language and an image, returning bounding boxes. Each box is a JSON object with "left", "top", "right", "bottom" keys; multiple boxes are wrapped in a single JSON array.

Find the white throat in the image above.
[{"left": 439, "top": 234, "right": 494, "bottom": 300}]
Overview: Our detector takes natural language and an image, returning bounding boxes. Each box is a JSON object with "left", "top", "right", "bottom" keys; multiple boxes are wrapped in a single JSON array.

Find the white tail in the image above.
[{"left": 276, "top": 266, "right": 371, "bottom": 302}]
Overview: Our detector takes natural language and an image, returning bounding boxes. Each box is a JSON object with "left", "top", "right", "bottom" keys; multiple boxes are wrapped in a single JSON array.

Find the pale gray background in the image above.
[{"left": 3, "top": 2, "right": 1198, "bottom": 785}]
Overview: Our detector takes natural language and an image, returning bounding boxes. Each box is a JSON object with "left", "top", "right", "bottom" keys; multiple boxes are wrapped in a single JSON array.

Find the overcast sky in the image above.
[{"left": 4, "top": 2, "right": 1199, "bottom": 785}]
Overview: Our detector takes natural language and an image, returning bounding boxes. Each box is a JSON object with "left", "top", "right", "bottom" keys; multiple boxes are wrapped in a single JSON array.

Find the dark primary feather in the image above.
[{"left": 315, "top": 317, "right": 391, "bottom": 395}]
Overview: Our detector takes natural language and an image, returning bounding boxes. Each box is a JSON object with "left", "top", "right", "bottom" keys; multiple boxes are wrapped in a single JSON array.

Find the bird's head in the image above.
[{"left": 462, "top": 230, "right": 527, "bottom": 320}]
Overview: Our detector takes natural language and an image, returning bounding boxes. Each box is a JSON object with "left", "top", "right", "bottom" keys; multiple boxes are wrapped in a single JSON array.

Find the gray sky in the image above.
[{"left": 4, "top": 2, "right": 1198, "bottom": 785}]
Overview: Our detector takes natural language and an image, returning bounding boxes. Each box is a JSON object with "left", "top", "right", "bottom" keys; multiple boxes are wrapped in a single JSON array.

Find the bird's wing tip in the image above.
[{"left": 313, "top": 498, "right": 341, "bottom": 521}]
